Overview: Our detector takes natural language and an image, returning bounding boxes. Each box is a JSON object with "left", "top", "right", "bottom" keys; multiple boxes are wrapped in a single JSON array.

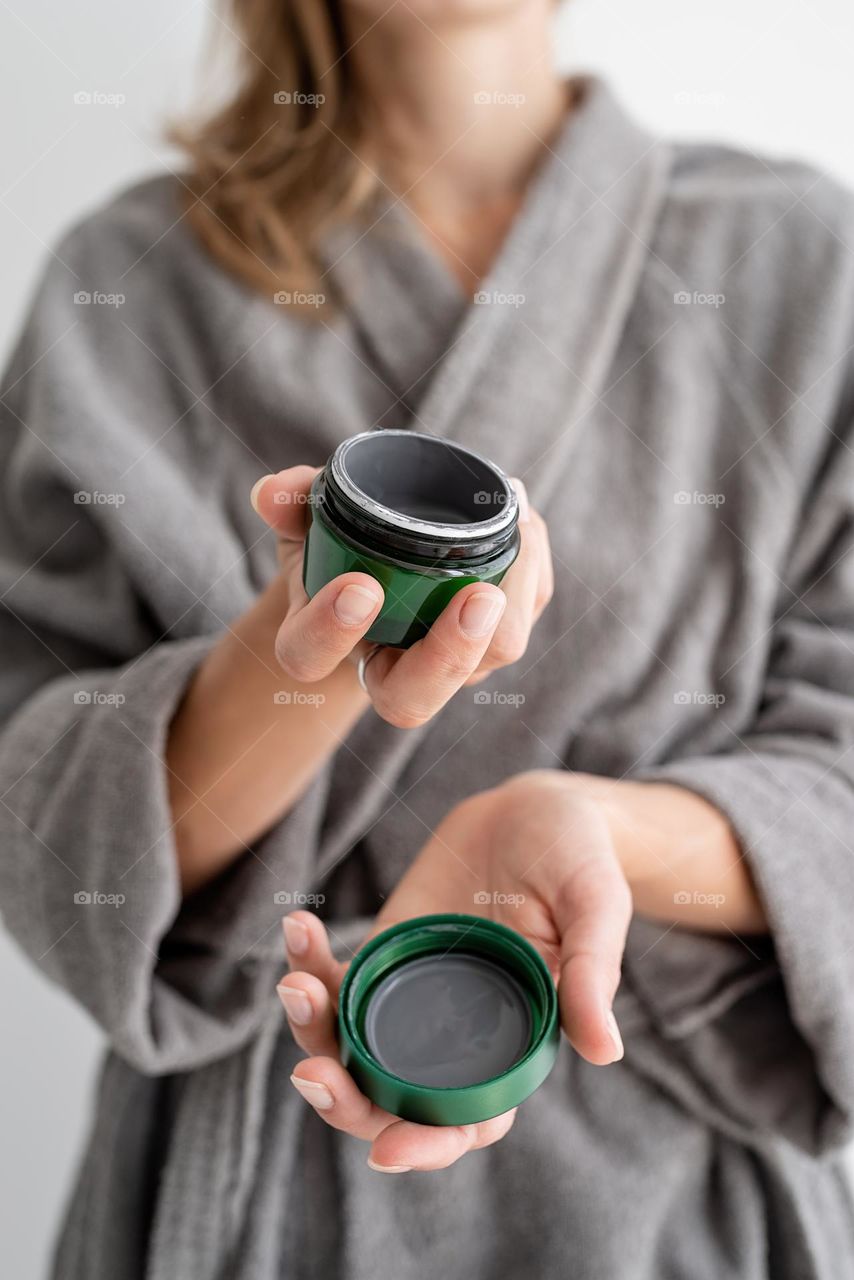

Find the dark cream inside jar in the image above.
[{"left": 363, "top": 953, "right": 533, "bottom": 1089}]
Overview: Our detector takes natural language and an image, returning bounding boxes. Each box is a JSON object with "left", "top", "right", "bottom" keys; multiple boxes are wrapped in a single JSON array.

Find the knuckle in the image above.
[
  {"left": 485, "top": 627, "right": 528, "bottom": 668},
  {"left": 536, "top": 579, "right": 555, "bottom": 612},
  {"left": 277, "top": 612, "right": 350, "bottom": 680},
  {"left": 275, "top": 636, "right": 322, "bottom": 683},
  {"left": 289, "top": 909, "right": 316, "bottom": 930},
  {"left": 614, "top": 878, "right": 634, "bottom": 923},
  {"left": 435, "top": 648, "right": 478, "bottom": 681},
  {"left": 354, "top": 1090, "right": 374, "bottom": 1125},
  {"left": 499, "top": 768, "right": 554, "bottom": 798},
  {"left": 427, "top": 633, "right": 479, "bottom": 681},
  {"left": 372, "top": 696, "right": 428, "bottom": 730},
  {"left": 522, "top": 511, "right": 546, "bottom": 547}
]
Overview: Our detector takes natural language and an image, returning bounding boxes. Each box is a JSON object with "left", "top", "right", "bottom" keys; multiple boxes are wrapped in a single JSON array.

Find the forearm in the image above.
[
  {"left": 167, "top": 574, "right": 368, "bottom": 894},
  {"left": 569, "top": 774, "right": 768, "bottom": 934}
]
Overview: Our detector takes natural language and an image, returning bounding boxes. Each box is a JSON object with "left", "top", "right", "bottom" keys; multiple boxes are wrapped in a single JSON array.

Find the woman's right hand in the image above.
[{"left": 251, "top": 464, "right": 552, "bottom": 729}]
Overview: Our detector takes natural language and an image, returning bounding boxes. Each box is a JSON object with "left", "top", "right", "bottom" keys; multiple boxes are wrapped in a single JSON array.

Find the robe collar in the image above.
[{"left": 318, "top": 77, "right": 673, "bottom": 499}]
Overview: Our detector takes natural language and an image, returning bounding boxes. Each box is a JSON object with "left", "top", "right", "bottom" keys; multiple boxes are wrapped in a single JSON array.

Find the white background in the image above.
[{"left": 1, "top": 2, "right": 853, "bottom": 1276}]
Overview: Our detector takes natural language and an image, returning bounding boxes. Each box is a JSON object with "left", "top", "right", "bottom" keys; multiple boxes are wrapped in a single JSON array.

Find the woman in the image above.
[{"left": 2, "top": 1, "right": 853, "bottom": 1277}]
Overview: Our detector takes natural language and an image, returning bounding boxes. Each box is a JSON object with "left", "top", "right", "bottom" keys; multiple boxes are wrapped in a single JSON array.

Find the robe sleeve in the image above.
[
  {"left": 0, "top": 231, "right": 326, "bottom": 1077},
  {"left": 624, "top": 412, "right": 854, "bottom": 1156}
]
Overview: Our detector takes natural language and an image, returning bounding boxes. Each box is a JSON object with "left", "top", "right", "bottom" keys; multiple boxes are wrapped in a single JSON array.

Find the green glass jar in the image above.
[
  {"left": 338, "top": 914, "right": 560, "bottom": 1126},
  {"left": 302, "top": 431, "right": 521, "bottom": 647}
]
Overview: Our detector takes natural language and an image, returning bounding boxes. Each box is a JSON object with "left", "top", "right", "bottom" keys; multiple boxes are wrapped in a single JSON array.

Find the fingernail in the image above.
[
  {"left": 250, "top": 474, "right": 274, "bottom": 514},
  {"left": 459, "top": 591, "right": 506, "bottom": 638},
  {"left": 334, "top": 584, "right": 381, "bottom": 626},
  {"left": 607, "top": 1009, "right": 624, "bottom": 1061},
  {"left": 277, "top": 984, "right": 312, "bottom": 1026},
  {"left": 367, "top": 1158, "right": 413, "bottom": 1174},
  {"left": 290, "top": 1075, "right": 334, "bottom": 1111},
  {"left": 510, "top": 477, "right": 530, "bottom": 523},
  {"left": 283, "top": 916, "right": 309, "bottom": 956}
]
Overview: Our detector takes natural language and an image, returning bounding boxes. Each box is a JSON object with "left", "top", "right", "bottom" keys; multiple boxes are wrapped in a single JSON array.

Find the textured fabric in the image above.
[{"left": 1, "top": 77, "right": 854, "bottom": 1279}]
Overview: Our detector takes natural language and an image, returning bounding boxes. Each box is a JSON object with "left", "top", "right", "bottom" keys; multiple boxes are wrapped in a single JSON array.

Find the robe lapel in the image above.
[
  {"left": 320, "top": 78, "right": 673, "bottom": 503},
  {"left": 317, "top": 201, "right": 467, "bottom": 427},
  {"left": 412, "top": 78, "right": 674, "bottom": 500}
]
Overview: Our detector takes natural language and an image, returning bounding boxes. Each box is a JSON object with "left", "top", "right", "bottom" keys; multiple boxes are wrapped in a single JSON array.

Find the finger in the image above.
[
  {"left": 467, "top": 1108, "right": 518, "bottom": 1150},
  {"left": 533, "top": 511, "right": 554, "bottom": 622},
  {"left": 276, "top": 972, "right": 338, "bottom": 1057},
  {"left": 282, "top": 911, "right": 348, "bottom": 999},
  {"left": 476, "top": 502, "right": 549, "bottom": 674},
  {"left": 365, "top": 582, "right": 507, "bottom": 728},
  {"left": 278, "top": 536, "right": 309, "bottom": 580},
  {"left": 511, "top": 476, "right": 530, "bottom": 525},
  {"left": 553, "top": 848, "right": 633, "bottom": 1066},
  {"left": 506, "top": 482, "right": 553, "bottom": 624},
  {"left": 290, "top": 1057, "right": 396, "bottom": 1142},
  {"left": 289, "top": 1062, "right": 514, "bottom": 1169},
  {"left": 274, "top": 572, "right": 384, "bottom": 682},
  {"left": 250, "top": 466, "right": 320, "bottom": 540},
  {"left": 369, "top": 1109, "right": 517, "bottom": 1173}
]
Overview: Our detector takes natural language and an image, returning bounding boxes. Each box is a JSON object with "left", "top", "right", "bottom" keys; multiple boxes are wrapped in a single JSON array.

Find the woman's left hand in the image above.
[{"left": 276, "top": 772, "right": 632, "bottom": 1173}]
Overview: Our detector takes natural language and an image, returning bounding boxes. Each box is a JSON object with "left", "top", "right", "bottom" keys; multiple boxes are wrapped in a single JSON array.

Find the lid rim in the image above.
[
  {"left": 329, "top": 430, "right": 519, "bottom": 544},
  {"left": 338, "top": 914, "right": 560, "bottom": 1122}
]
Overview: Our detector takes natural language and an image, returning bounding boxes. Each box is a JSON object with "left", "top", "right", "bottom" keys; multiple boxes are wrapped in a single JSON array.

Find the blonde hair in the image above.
[{"left": 172, "top": 0, "right": 378, "bottom": 310}]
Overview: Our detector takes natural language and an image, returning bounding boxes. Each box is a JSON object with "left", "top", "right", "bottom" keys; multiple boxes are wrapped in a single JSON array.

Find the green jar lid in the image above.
[{"left": 338, "top": 914, "right": 560, "bottom": 1126}]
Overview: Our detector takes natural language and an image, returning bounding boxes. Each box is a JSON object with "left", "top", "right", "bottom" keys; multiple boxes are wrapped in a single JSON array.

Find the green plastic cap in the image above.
[{"left": 338, "top": 914, "right": 560, "bottom": 1126}]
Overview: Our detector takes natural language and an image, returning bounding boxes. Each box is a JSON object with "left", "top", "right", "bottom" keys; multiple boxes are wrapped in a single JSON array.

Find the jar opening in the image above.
[{"left": 328, "top": 430, "right": 518, "bottom": 547}]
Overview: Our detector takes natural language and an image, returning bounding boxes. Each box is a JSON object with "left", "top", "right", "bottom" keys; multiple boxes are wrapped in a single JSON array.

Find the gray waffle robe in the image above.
[{"left": 2, "top": 78, "right": 854, "bottom": 1280}]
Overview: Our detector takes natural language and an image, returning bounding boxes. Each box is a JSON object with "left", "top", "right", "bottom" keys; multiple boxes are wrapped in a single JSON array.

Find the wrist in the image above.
[
  {"left": 510, "top": 769, "right": 765, "bottom": 934},
  {"left": 534, "top": 771, "right": 730, "bottom": 887}
]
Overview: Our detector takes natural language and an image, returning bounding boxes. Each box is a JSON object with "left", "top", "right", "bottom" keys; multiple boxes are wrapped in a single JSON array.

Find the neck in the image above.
[{"left": 346, "top": 3, "right": 567, "bottom": 209}]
